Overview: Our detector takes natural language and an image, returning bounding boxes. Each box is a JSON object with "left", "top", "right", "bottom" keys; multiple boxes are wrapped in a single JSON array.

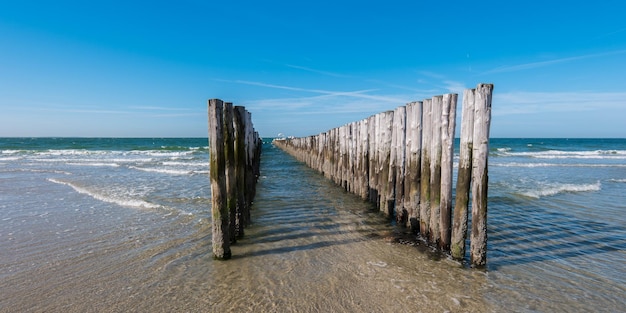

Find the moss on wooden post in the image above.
[
  {"left": 451, "top": 89, "right": 475, "bottom": 260},
  {"left": 208, "top": 99, "right": 231, "bottom": 260},
  {"left": 208, "top": 100, "right": 261, "bottom": 260},
  {"left": 439, "top": 93, "right": 457, "bottom": 251},
  {"left": 470, "top": 83, "right": 493, "bottom": 267}
]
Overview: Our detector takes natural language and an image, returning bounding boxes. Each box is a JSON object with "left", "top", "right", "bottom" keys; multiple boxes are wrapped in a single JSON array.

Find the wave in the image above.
[
  {"left": 129, "top": 166, "right": 191, "bottom": 175},
  {"left": 495, "top": 149, "right": 626, "bottom": 160},
  {"left": 0, "top": 156, "right": 20, "bottom": 161},
  {"left": 518, "top": 181, "right": 601, "bottom": 199},
  {"left": 47, "top": 178, "right": 160, "bottom": 209},
  {"left": 492, "top": 162, "right": 626, "bottom": 168},
  {"left": 31, "top": 149, "right": 196, "bottom": 158},
  {"left": 1, "top": 149, "right": 22, "bottom": 154},
  {"left": 161, "top": 161, "right": 207, "bottom": 167},
  {"left": 67, "top": 162, "right": 121, "bottom": 167},
  {"left": 609, "top": 178, "right": 626, "bottom": 183}
]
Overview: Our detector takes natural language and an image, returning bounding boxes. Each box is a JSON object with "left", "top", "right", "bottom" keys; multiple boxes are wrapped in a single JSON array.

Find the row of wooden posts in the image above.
[
  {"left": 273, "top": 83, "right": 493, "bottom": 266},
  {"left": 207, "top": 99, "right": 262, "bottom": 260}
]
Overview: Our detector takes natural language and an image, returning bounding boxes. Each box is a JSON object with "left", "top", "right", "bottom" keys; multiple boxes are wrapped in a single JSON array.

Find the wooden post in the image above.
[
  {"left": 470, "top": 83, "right": 493, "bottom": 267},
  {"left": 223, "top": 103, "right": 238, "bottom": 244},
  {"left": 429, "top": 96, "right": 442, "bottom": 244},
  {"left": 208, "top": 99, "right": 231, "bottom": 260},
  {"left": 233, "top": 106, "right": 247, "bottom": 237},
  {"left": 419, "top": 99, "right": 432, "bottom": 237},
  {"left": 404, "top": 101, "right": 422, "bottom": 231},
  {"left": 392, "top": 106, "right": 407, "bottom": 225},
  {"left": 368, "top": 115, "right": 378, "bottom": 206},
  {"left": 360, "top": 118, "right": 368, "bottom": 200},
  {"left": 451, "top": 89, "right": 475, "bottom": 260},
  {"left": 439, "top": 93, "right": 457, "bottom": 250},
  {"left": 380, "top": 111, "right": 394, "bottom": 216}
]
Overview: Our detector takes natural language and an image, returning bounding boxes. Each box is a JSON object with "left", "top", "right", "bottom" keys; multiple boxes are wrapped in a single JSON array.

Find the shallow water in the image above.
[{"left": 1, "top": 138, "right": 625, "bottom": 312}]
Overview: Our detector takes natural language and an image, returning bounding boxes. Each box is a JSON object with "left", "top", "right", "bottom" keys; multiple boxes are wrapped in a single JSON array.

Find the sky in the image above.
[{"left": 1, "top": 0, "right": 625, "bottom": 138}]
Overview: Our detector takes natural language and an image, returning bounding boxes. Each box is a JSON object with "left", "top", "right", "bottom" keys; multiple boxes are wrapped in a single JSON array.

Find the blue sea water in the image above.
[{"left": 0, "top": 137, "right": 624, "bottom": 312}]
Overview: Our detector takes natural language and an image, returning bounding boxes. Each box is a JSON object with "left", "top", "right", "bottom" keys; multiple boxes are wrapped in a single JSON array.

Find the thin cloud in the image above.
[
  {"left": 493, "top": 91, "right": 626, "bottom": 116},
  {"left": 285, "top": 64, "right": 352, "bottom": 78},
  {"left": 130, "top": 106, "right": 194, "bottom": 111},
  {"left": 365, "top": 79, "right": 439, "bottom": 94},
  {"left": 230, "top": 79, "right": 407, "bottom": 103},
  {"left": 597, "top": 27, "right": 626, "bottom": 39},
  {"left": 441, "top": 80, "right": 467, "bottom": 94},
  {"left": 418, "top": 71, "right": 446, "bottom": 80},
  {"left": 482, "top": 49, "right": 626, "bottom": 75}
]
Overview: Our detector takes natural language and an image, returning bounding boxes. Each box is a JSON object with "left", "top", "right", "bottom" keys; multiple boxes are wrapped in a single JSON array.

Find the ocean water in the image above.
[{"left": 0, "top": 137, "right": 624, "bottom": 312}]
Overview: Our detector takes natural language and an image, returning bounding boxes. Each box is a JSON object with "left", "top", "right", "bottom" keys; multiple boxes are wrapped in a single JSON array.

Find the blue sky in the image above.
[{"left": 1, "top": 0, "right": 625, "bottom": 138}]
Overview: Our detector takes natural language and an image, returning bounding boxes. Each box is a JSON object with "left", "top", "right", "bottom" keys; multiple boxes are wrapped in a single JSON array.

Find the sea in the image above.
[{"left": 0, "top": 137, "right": 624, "bottom": 312}]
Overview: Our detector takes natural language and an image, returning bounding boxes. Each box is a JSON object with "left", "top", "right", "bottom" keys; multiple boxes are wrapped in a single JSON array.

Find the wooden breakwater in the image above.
[
  {"left": 273, "top": 83, "right": 493, "bottom": 266},
  {"left": 208, "top": 99, "right": 262, "bottom": 260}
]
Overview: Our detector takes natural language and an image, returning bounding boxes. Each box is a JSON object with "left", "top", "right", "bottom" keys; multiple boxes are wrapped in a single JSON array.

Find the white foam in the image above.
[
  {"left": 492, "top": 162, "right": 626, "bottom": 168},
  {"left": 47, "top": 178, "right": 160, "bottom": 209},
  {"left": 162, "top": 161, "right": 207, "bottom": 167},
  {"left": 136, "top": 150, "right": 194, "bottom": 157},
  {"left": 520, "top": 181, "right": 601, "bottom": 198},
  {"left": 609, "top": 178, "right": 626, "bottom": 183},
  {"left": 129, "top": 166, "right": 190, "bottom": 175},
  {"left": 67, "top": 162, "right": 121, "bottom": 167},
  {"left": 1, "top": 150, "right": 21, "bottom": 154},
  {"left": 500, "top": 149, "right": 626, "bottom": 160}
]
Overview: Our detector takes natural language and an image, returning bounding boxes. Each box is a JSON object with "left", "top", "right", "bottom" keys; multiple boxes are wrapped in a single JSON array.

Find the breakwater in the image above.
[
  {"left": 273, "top": 83, "right": 493, "bottom": 266},
  {"left": 207, "top": 99, "right": 262, "bottom": 259}
]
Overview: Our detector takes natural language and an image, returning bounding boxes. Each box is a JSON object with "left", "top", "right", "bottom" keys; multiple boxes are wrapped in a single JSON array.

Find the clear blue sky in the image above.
[{"left": 1, "top": 0, "right": 625, "bottom": 138}]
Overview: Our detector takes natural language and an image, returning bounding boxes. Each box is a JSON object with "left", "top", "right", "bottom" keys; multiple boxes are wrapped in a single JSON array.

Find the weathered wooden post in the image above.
[
  {"left": 470, "top": 83, "right": 493, "bottom": 267},
  {"left": 451, "top": 89, "right": 475, "bottom": 260},
  {"left": 208, "top": 99, "right": 231, "bottom": 260},
  {"left": 392, "top": 106, "right": 407, "bottom": 225},
  {"left": 439, "top": 93, "right": 457, "bottom": 250},
  {"left": 419, "top": 99, "right": 432, "bottom": 237},
  {"left": 429, "top": 96, "right": 443, "bottom": 244},
  {"left": 222, "top": 103, "right": 238, "bottom": 244},
  {"left": 233, "top": 106, "right": 247, "bottom": 237},
  {"left": 404, "top": 101, "right": 422, "bottom": 231},
  {"left": 356, "top": 119, "right": 369, "bottom": 199},
  {"left": 379, "top": 110, "right": 394, "bottom": 216},
  {"left": 368, "top": 115, "right": 379, "bottom": 206},
  {"left": 208, "top": 100, "right": 261, "bottom": 260}
]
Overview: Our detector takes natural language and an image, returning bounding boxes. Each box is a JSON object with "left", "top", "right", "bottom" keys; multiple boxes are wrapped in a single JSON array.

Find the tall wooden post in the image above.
[
  {"left": 470, "top": 83, "right": 493, "bottom": 267},
  {"left": 451, "top": 89, "right": 475, "bottom": 260},
  {"left": 208, "top": 99, "right": 231, "bottom": 260},
  {"left": 404, "top": 101, "right": 422, "bottom": 231},
  {"left": 419, "top": 99, "right": 432, "bottom": 237},
  {"left": 429, "top": 96, "right": 443, "bottom": 244},
  {"left": 392, "top": 106, "right": 407, "bottom": 225},
  {"left": 223, "top": 103, "right": 238, "bottom": 244},
  {"left": 233, "top": 106, "right": 247, "bottom": 237},
  {"left": 439, "top": 93, "right": 457, "bottom": 250},
  {"left": 368, "top": 115, "right": 378, "bottom": 206},
  {"left": 379, "top": 111, "right": 394, "bottom": 216}
]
